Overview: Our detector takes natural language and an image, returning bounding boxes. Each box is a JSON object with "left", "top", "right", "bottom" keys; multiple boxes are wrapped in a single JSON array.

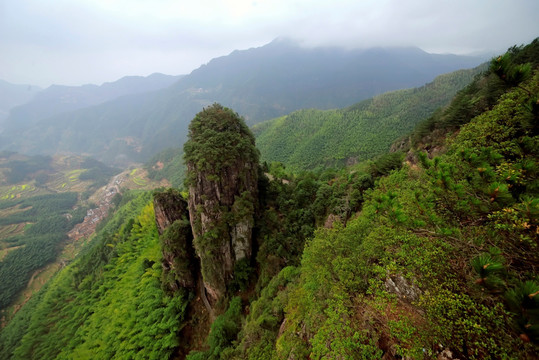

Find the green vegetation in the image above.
[
  {"left": 186, "top": 297, "right": 243, "bottom": 360},
  {"left": 0, "top": 153, "right": 120, "bottom": 316},
  {"left": 184, "top": 103, "right": 259, "bottom": 183},
  {"left": 144, "top": 147, "right": 186, "bottom": 188},
  {"left": 0, "top": 193, "right": 84, "bottom": 310},
  {"left": 254, "top": 65, "right": 482, "bottom": 171},
  {"left": 409, "top": 38, "right": 539, "bottom": 151},
  {"left": 0, "top": 191, "right": 187, "bottom": 359},
  {"left": 184, "top": 103, "right": 260, "bottom": 302},
  {"left": 224, "top": 266, "right": 300, "bottom": 359},
  {"left": 249, "top": 45, "right": 537, "bottom": 359},
  {"left": 253, "top": 152, "right": 405, "bottom": 284},
  {"left": 1, "top": 41, "right": 537, "bottom": 360},
  {"left": 184, "top": 40, "right": 538, "bottom": 359}
]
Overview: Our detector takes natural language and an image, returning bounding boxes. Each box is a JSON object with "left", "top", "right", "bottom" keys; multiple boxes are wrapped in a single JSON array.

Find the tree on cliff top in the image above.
[{"left": 183, "top": 103, "right": 259, "bottom": 183}]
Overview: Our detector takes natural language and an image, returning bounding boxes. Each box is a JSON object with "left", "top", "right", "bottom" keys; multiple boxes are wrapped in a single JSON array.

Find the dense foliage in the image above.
[
  {"left": 184, "top": 103, "right": 259, "bottom": 182},
  {"left": 0, "top": 193, "right": 84, "bottom": 310},
  {"left": 144, "top": 147, "right": 186, "bottom": 188},
  {"left": 181, "top": 42, "right": 538, "bottom": 359},
  {"left": 1, "top": 41, "right": 536, "bottom": 360},
  {"left": 254, "top": 66, "right": 482, "bottom": 171},
  {"left": 232, "top": 52, "right": 538, "bottom": 359},
  {"left": 408, "top": 38, "right": 539, "bottom": 152},
  {"left": 1, "top": 154, "right": 53, "bottom": 184},
  {"left": 0, "top": 191, "right": 187, "bottom": 359},
  {"left": 253, "top": 152, "right": 405, "bottom": 285}
]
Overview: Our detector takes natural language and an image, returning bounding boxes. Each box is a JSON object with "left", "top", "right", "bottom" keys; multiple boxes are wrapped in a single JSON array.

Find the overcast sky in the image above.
[{"left": 1, "top": 0, "right": 537, "bottom": 87}]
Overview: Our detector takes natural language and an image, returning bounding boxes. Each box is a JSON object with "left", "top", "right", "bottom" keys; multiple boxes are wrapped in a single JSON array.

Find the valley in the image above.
[
  {"left": 0, "top": 38, "right": 537, "bottom": 359},
  {"left": 0, "top": 153, "right": 166, "bottom": 326}
]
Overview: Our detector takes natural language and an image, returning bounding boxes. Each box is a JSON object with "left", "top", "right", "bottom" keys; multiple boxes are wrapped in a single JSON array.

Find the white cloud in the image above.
[{"left": 0, "top": 0, "right": 537, "bottom": 86}]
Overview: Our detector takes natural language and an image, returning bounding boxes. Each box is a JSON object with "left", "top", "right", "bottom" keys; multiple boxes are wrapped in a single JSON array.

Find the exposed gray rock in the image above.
[{"left": 384, "top": 274, "right": 421, "bottom": 302}]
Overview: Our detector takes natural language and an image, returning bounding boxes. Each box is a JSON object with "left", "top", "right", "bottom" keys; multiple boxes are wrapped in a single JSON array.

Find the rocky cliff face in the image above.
[
  {"left": 184, "top": 104, "right": 259, "bottom": 306},
  {"left": 153, "top": 189, "right": 197, "bottom": 291}
]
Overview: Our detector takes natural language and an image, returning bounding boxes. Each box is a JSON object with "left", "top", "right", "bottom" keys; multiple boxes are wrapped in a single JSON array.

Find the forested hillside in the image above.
[
  {"left": 0, "top": 192, "right": 186, "bottom": 359},
  {"left": 271, "top": 61, "right": 538, "bottom": 360},
  {"left": 144, "top": 65, "right": 484, "bottom": 183},
  {"left": 0, "top": 40, "right": 537, "bottom": 359},
  {"left": 254, "top": 65, "right": 484, "bottom": 170},
  {"left": 2, "top": 73, "right": 181, "bottom": 135},
  {"left": 0, "top": 80, "right": 41, "bottom": 125},
  {"left": 0, "top": 153, "right": 121, "bottom": 322},
  {"left": 224, "top": 40, "right": 539, "bottom": 359}
]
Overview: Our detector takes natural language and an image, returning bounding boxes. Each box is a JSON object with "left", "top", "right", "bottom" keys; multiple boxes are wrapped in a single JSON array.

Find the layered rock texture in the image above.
[
  {"left": 153, "top": 189, "right": 197, "bottom": 291},
  {"left": 184, "top": 104, "right": 259, "bottom": 306}
]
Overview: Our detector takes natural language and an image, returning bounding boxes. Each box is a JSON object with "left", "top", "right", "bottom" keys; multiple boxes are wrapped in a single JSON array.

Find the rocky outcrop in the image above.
[
  {"left": 384, "top": 274, "right": 421, "bottom": 302},
  {"left": 154, "top": 188, "right": 188, "bottom": 235},
  {"left": 184, "top": 104, "right": 259, "bottom": 306},
  {"left": 153, "top": 189, "right": 197, "bottom": 291}
]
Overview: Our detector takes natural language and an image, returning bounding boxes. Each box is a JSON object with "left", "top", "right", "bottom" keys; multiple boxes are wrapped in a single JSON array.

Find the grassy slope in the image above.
[{"left": 0, "top": 192, "right": 188, "bottom": 359}]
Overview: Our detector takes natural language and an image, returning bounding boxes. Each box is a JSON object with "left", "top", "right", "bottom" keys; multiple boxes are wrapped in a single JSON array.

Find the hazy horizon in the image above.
[{"left": 1, "top": 0, "right": 538, "bottom": 88}]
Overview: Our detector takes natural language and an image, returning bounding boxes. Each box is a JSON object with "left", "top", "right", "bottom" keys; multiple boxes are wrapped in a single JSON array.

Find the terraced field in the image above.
[
  {"left": 0, "top": 153, "right": 166, "bottom": 324},
  {"left": 127, "top": 168, "right": 149, "bottom": 187},
  {"left": 47, "top": 169, "right": 93, "bottom": 193},
  {"left": 0, "top": 153, "right": 119, "bottom": 321},
  {"left": 0, "top": 223, "right": 26, "bottom": 247},
  {"left": 0, "top": 184, "right": 41, "bottom": 200}
]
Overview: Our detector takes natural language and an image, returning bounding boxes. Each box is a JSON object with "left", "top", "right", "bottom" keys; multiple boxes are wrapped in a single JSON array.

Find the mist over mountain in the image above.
[
  {"left": 176, "top": 38, "right": 485, "bottom": 122},
  {"left": 0, "top": 80, "right": 41, "bottom": 127},
  {"left": 2, "top": 73, "right": 182, "bottom": 134},
  {"left": 0, "top": 39, "right": 485, "bottom": 166}
]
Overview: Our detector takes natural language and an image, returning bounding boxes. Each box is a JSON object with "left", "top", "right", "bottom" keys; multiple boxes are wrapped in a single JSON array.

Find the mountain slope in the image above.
[
  {"left": 0, "top": 39, "right": 484, "bottom": 165},
  {"left": 0, "top": 192, "right": 186, "bottom": 359},
  {"left": 0, "top": 80, "right": 41, "bottom": 125},
  {"left": 1, "top": 40, "right": 537, "bottom": 360},
  {"left": 269, "top": 70, "right": 539, "bottom": 360},
  {"left": 220, "top": 40, "right": 539, "bottom": 360},
  {"left": 254, "top": 64, "right": 484, "bottom": 170},
  {"left": 2, "top": 73, "right": 182, "bottom": 134},
  {"left": 169, "top": 39, "right": 484, "bottom": 124}
]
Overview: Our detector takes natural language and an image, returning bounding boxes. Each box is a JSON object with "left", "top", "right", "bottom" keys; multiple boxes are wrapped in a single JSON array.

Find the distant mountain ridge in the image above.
[
  {"left": 2, "top": 73, "right": 182, "bottom": 133},
  {"left": 0, "top": 80, "right": 41, "bottom": 126},
  {"left": 0, "top": 39, "right": 485, "bottom": 165},
  {"left": 172, "top": 39, "right": 485, "bottom": 123}
]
